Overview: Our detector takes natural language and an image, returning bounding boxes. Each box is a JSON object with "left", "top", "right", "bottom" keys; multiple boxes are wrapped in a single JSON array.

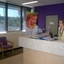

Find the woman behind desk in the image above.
[{"left": 58, "top": 18, "right": 64, "bottom": 40}]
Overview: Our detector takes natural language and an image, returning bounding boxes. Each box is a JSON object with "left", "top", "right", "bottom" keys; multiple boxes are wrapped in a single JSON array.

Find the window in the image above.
[
  {"left": 8, "top": 5, "right": 21, "bottom": 31},
  {"left": 0, "top": 2, "right": 32, "bottom": 33},
  {"left": 0, "top": 3, "right": 6, "bottom": 33},
  {"left": 22, "top": 7, "right": 31, "bottom": 32}
]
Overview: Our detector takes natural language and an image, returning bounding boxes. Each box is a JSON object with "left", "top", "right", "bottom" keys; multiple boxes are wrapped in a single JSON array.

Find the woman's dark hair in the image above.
[{"left": 60, "top": 18, "right": 64, "bottom": 26}]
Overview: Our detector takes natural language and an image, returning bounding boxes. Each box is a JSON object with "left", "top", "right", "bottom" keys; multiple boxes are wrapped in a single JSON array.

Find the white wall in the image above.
[{"left": 0, "top": 31, "right": 25, "bottom": 48}]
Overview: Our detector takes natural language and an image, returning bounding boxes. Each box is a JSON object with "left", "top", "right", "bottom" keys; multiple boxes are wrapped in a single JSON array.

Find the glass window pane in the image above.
[
  {"left": 8, "top": 5, "right": 21, "bottom": 31},
  {"left": 0, "top": 3, "right": 6, "bottom": 32},
  {"left": 22, "top": 7, "right": 31, "bottom": 32}
]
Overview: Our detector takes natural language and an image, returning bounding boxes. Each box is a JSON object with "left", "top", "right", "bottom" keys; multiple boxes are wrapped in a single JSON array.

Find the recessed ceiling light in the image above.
[{"left": 22, "top": 1, "right": 38, "bottom": 5}]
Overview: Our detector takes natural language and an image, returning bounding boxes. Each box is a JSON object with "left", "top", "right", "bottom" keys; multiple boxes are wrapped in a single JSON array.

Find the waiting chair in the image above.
[{"left": 0, "top": 37, "right": 13, "bottom": 58}]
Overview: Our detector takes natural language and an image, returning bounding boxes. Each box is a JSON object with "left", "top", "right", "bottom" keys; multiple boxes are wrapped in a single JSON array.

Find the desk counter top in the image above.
[{"left": 19, "top": 37, "right": 64, "bottom": 57}]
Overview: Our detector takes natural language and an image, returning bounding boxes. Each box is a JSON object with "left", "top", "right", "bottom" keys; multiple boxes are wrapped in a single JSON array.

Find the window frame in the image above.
[
  {"left": 22, "top": 6, "right": 32, "bottom": 32},
  {"left": 0, "top": 2, "right": 6, "bottom": 33},
  {"left": 7, "top": 3, "right": 22, "bottom": 32}
]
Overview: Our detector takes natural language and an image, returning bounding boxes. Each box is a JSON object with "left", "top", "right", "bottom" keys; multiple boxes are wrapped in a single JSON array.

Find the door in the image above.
[{"left": 46, "top": 15, "right": 58, "bottom": 36}]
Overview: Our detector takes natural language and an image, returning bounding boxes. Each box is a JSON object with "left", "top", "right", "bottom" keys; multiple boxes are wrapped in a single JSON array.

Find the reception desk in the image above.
[{"left": 19, "top": 37, "right": 64, "bottom": 64}]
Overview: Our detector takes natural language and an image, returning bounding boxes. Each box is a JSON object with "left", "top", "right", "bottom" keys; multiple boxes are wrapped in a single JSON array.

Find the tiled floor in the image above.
[{"left": 0, "top": 47, "right": 23, "bottom": 60}]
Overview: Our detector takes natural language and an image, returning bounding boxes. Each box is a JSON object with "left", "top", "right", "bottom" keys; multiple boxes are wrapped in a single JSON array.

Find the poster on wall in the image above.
[{"left": 26, "top": 12, "right": 38, "bottom": 36}]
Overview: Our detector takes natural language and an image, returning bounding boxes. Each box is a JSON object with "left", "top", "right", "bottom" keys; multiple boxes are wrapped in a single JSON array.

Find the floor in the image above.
[
  {"left": 0, "top": 47, "right": 23, "bottom": 60},
  {"left": 0, "top": 54, "right": 23, "bottom": 64}
]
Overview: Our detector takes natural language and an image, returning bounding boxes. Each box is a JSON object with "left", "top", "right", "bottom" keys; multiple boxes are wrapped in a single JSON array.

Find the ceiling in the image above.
[{"left": 1, "top": 0, "right": 64, "bottom": 8}]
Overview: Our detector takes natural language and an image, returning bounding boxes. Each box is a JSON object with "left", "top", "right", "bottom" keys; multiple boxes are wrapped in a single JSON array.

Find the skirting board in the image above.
[{"left": 0, "top": 47, "right": 23, "bottom": 53}]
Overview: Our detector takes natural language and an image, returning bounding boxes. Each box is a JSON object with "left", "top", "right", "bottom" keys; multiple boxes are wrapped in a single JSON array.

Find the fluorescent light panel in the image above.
[{"left": 22, "top": 1, "right": 38, "bottom": 5}]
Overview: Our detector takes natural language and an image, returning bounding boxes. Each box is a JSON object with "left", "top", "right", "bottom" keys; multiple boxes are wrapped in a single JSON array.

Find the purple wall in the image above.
[{"left": 34, "top": 3, "right": 64, "bottom": 29}]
